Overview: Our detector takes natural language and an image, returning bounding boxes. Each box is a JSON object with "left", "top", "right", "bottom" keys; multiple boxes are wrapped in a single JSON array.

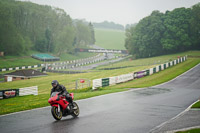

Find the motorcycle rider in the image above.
[{"left": 50, "top": 80, "right": 74, "bottom": 109}]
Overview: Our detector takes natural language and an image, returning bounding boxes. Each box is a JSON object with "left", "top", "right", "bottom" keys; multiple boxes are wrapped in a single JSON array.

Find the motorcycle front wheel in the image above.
[
  {"left": 51, "top": 106, "right": 62, "bottom": 120},
  {"left": 71, "top": 102, "right": 79, "bottom": 118}
]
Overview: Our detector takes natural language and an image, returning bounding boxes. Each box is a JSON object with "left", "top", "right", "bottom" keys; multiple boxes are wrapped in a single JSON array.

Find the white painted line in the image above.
[
  {"left": 149, "top": 100, "right": 200, "bottom": 133},
  {"left": 166, "top": 126, "right": 200, "bottom": 133}
]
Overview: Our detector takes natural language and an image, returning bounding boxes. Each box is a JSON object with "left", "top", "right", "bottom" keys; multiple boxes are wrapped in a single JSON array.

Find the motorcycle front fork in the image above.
[{"left": 58, "top": 104, "right": 61, "bottom": 112}]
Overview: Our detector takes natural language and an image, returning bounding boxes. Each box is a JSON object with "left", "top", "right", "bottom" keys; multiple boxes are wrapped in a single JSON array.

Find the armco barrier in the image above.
[{"left": 92, "top": 56, "right": 187, "bottom": 90}]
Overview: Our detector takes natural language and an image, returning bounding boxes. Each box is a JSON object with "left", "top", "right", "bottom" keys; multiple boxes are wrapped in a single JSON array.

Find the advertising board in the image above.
[
  {"left": 134, "top": 71, "right": 147, "bottom": 78},
  {"left": 0, "top": 89, "right": 19, "bottom": 99}
]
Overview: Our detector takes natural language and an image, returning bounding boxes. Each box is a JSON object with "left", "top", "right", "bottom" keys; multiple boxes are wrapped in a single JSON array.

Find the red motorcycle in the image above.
[{"left": 48, "top": 92, "right": 79, "bottom": 120}]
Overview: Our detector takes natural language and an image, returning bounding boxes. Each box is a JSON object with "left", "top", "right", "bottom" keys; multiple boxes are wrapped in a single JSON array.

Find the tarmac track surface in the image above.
[{"left": 0, "top": 64, "right": 200, "bottom": 133}]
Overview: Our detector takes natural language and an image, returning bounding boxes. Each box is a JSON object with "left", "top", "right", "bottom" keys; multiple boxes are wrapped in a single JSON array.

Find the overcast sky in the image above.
[{"left": 24, "top": 0, "right": 199, "bottom": 26}]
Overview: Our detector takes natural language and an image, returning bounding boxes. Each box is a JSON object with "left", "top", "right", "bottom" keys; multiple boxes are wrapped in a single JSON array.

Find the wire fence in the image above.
[{"left": 65, "top": 79, "right": 91, "bottom": 90}]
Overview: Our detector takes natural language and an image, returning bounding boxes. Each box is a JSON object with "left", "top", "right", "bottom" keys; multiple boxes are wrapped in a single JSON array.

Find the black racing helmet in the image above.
[{"left": 51, "top": 80, "right": 59, "bottom": 87}]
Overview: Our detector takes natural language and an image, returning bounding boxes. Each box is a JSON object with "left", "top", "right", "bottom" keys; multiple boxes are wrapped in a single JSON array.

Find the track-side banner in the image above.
[
  {"left": 134, "top": 71, "right": 147, "bottom": 78},
  {"left": 115, "top": 73, "right": 134, "bottom": 84},
  {"left": 0, "top": 89, "right": 19, "bottom": 99}
]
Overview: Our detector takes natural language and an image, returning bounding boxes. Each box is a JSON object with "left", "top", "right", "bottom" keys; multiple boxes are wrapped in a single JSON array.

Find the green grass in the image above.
[
  {"left": 59, "top": 52, "right": 97, "bottom": 61},
  {"left": 176, "top": 128, "right": 200, "bottom": 133},
  {"left": 95, "top": 28, "right": 126, "bottom": 50},
  {"left": 0, "top": 56, "right": 42, "bottom": 69},
  {"left": 0, "top": 88, "right": 127, "bottom": 115},
  {"left": 0, "top": 51, "right": 199, "bottom": 92},
  {"left": 97, "top": 51, "right": 198, "bottom": 70},
  {"left": 0, "top": 51, "right": 200, "bottom": 115},
  {"left": 103, "top": 58, "right": 200, "bottom": 89},
  {"left": 0, "top": 52, "right": 97, "bottom": 69},
  {"left": 192, "top": 101, "right": 200, "bottom": 108}
]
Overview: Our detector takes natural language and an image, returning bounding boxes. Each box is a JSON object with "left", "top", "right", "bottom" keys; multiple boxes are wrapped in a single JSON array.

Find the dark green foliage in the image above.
[
  {"left": 0, "top": 0, "right": 95, "bottom": 56},
  {"left": 89, "top": 22, "right": 96, "bottom": 45},
  {"left": 125, "top": 3, "right": 200, "bottom": 58},
  {"left": 190, "top": 3, "right": 200, "bottom": 50},
  {"left": 161, "top": 8, "right": 192, "bottom": 52}
]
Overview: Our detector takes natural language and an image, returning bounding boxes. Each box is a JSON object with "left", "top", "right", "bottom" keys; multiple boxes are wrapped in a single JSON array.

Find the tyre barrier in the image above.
[
  {"left": 0, "top": 64, "right": 45, "bottom": 72},
  {"left": 0, "top": 54, "right": 102, "bottom": 72}
]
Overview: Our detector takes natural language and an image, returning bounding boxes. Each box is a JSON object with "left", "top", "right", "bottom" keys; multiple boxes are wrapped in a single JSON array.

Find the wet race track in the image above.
[{"left": 0, "top": 64, "right": 200, "bottom": 133}]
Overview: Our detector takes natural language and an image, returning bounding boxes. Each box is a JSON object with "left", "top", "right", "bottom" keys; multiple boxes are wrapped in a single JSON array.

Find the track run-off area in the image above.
[{"left": 0, "top": 63, "right": 200, "bottom": 133}]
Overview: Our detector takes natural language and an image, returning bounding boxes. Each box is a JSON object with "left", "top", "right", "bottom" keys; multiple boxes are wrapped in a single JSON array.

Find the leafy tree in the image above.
[
  {"left": 0, "top": 0, "right": 30, "bottom": 55},
  {"left": 125, "top": 3, "right": 200, "bottom": 58},
  {"left": 0, "top": 0, "right": 95, "bottom": 56},
  {"left": 161, "top": 8, "right": 192, "bottom": 52},
  {"left": 89, "top": 22, "right": 96, "bottom": 45},
  {"left": 45, "top": 28, "right": 53, "bottom": 52},
  {"left": 55, "top": 25, "right": 75, "bottom": 56},
  {"left": 125, "top": 11, "right": 165, "bottom": 58},
  {"left": 74, "top": 20, "right": 94, "bottom": 46},
  {"left": 190, "top": 3, "right": 200, "bottom": 50}
]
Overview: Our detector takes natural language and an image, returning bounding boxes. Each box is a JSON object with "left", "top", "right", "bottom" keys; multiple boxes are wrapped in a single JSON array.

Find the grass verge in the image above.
[
  {"left": 191, "top": 101, "right": 200, "bottom": 108},
  {"left": 0, "top": 52, "right": 200, "bottom": 115},
  {"left": 0, "top": 88, "right": 127, "bottom": 115},
  {"left": 176, "top": 128, "right": 200, "bottom": 133},
  {"left": 0, "top": 52, "right": 97, "bottom": 69},
  {"left": 104, "top": 58, "right": 200, "bottom": 89}
]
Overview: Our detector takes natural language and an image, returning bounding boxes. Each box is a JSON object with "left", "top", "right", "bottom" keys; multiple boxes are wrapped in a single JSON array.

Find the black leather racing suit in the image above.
[{"left": 50, "top": 84, "right": 73, "bottom": 104}]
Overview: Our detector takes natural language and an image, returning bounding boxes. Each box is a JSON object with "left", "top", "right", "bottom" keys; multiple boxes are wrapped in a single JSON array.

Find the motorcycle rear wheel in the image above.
[
  {"left": 71, "top": 102, "right": 79, "bottom": 117},
  {"left": 51, "top": 106, "right": 62, "bottom": 120}
]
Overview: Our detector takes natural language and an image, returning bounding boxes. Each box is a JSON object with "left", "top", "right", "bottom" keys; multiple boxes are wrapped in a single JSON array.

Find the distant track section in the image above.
[{"left": 75, "top": 48, "right": 128, "bottom": 54}]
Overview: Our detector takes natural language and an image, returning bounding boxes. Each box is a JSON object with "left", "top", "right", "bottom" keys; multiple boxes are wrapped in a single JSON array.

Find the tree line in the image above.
[
  {"left": 125, "top": 3, "right": 200, "bottom": 58},
  {"left": 0, "top": 0, "right": 95, "bottom": 56}
]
